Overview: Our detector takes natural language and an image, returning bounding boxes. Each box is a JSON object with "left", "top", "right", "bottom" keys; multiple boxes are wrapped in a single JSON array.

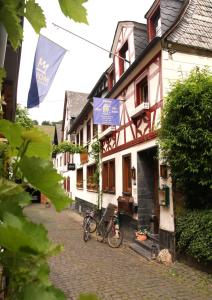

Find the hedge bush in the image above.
[
  {"left": 159, "top": 68, "right": 212, "bottom": 208},
  {"left": 176, "top": 210, "right": 212, "bottom": 263}
]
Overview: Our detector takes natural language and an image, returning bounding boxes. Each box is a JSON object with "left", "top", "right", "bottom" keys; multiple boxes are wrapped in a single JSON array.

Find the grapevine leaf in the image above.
[
  {"left": 24, "top": 0, "right": 46, "bottom": 33},
  {"left": 17, "top": 283, "right": 66, "bottom": 300},
  {"left": 0, "top": 4, "right": 23, "bottom": 49},
  {"left": 0, "top": 213, "right": 53, "bottom": 253},
  {"left": 0, "top": 178, "right": 31, "bottom": 206},
  {"left": 0, "top": 179, "right": 30, "bottom": 219},
  {"left": 0, "top": 200, "right": 23, "bottom": 219},
  {"left": 0, "top": 119, "right": 22, "bottom": 149},
  {"left": 0, "top": 179, "right": 31, "bottom": 220},
  {"left": 22, "top": 128, "right": 52, "bottom": 159},
  {"left": 59, "top": 0, "right": 88, "bottom": 24},
  {"left": 19, "top": 156, "right": 71, "bottom": 211}
]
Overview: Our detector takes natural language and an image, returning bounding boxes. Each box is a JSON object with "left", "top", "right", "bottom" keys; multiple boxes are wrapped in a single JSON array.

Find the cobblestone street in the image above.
[{"left": 25, "top": 204, "right": 212, "bottom": 300}]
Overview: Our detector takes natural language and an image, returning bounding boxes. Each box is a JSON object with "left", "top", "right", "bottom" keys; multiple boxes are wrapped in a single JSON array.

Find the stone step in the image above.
[
  {"left": 129, "top": 242, "right": 152, "bottom": 260},
  {"left": 135, "top": 238, "right": 159, "bottom": 252}
]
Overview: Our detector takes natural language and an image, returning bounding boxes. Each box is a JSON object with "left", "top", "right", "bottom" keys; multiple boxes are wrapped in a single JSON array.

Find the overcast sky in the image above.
[{"left": 17, "top": 0, "right": 154, "bottom": 123}]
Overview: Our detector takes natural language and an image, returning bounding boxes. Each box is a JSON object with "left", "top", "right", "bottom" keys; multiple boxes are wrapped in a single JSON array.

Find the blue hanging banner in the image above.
[
  {"left": 93, "top": 97, "right": 120, "bottom": 126},
  {"left": 27, "top": 35, "right": 66, "bottom": 108}
]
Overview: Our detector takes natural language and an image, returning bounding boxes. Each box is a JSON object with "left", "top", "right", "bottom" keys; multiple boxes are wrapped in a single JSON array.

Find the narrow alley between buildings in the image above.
[{"left": 25, "top": 204, "right": 212, "bottom": 300}]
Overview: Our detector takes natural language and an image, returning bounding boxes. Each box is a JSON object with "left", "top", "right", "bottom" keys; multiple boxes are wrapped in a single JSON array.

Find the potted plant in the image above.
[{"left": 135, "top": 228, "right": 148, "bottom": 241}]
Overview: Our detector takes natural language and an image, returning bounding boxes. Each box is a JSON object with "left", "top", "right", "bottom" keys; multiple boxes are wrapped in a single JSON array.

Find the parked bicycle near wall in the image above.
[
  {"left": 96, "top": 206, "right": 123, "bottom": 248},
  {"left": 82, "top": 210, "right": 97, "bottom": 242}
]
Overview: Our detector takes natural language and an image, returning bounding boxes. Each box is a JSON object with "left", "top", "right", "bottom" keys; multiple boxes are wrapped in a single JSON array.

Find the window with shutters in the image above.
[
  {"left": 102, "top": 159, "right": 115, "bottom": 193},
  {"left": 119, "top": 41, "right": 130, "bottom": 76},
  {"left": 76, "top": 168, "right": 83, "bottom": 189},
  {"left": 136, "top": 76, "right": 148, "bottom": 106},
  {"left": 87, "top": 164, "right": 98, "bottom": 191}
]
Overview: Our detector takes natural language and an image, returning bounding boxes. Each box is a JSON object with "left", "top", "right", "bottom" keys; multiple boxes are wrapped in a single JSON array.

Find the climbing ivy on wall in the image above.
[{"left": 89, "top": 140, "right": 102, "bottom": 209}]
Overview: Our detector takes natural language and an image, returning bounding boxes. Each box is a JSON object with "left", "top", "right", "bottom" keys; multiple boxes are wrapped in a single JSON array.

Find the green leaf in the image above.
[
  {"left": 20, "top": 156, "right": 71, "bottom": 211},
  {"left": 0, "top": 4, "right": 23, "bottom": 49},
  {"left": 0, "top": 179, "right": 31, "bottom": 219},
  {"left": 0, "top": 119, "right": 22, "bottom": 149},
  {"left": 0, "top": 213, "right": 53, "bottom": 253},
  {"left": 0, "top": 178, "right": 31, "bottom": 205},
  {"left": 22, "top": 127, "right": 52, "bottom": 160},
  {"left": 59, "top": 0, "right": 88, "bottom": 24},
  {"left": 24, "top": 0, "right": 46, "bottom": 33},
  {"left": 17, "top": 283, "right": 66, "bottom": 300}
]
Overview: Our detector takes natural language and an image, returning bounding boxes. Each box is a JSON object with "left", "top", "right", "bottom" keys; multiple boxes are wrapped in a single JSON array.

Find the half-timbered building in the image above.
[
  {"left": 54, "top": 91, "right": 88, "bottom": 197},
  {"left": 67, "top": 0, "right": 212, "bottom": 257}
]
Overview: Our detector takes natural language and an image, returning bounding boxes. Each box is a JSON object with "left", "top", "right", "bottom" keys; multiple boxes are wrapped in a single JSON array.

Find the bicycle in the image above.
[
  {"left": 96, "top": 207, "right": 123, "bottom": 248},
  {"left": 82, "top": 210, "right": 97, "bottom": 242}
]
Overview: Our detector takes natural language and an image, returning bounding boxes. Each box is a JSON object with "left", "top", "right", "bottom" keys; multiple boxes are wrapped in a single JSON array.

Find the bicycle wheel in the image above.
[
  {"left": 107, "top": 225, "right": 123, "bottom": 248},
  {"left": 96, "top": 223, "right": 104, "bottom": 242},
  {"left": 88, "top": 217, "right": 97, "bottom": 233},
  {"left": 83, "top": 228, "right": 89, "bottom": 242}
]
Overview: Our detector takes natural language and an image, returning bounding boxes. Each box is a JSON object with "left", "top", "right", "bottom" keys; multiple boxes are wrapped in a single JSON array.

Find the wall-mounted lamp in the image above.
[{"left": 131, "top": 166, "right": 136, "bottom": 180}]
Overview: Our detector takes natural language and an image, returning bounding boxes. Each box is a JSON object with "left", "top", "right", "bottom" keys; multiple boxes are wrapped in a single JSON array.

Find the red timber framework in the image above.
[{"left": 102, "top": 54, "right": 162, "bottom": 158}]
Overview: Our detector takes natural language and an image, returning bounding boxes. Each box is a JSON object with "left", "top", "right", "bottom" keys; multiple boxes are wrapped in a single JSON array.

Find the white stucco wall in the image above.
[{"left": 162, "top": 50, "right": 212, "bottom": 98}]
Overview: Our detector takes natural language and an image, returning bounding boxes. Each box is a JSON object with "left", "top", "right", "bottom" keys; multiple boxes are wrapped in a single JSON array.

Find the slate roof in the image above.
[
  {"left": 160, "top": 0, "right": 185, "bottom": 34},
  {"left": 64, "top": 91, "right": 88, "bottom": 119},
  {"left": 55, "top": 123, "right": 62, "bottom": 143},
  {"left": 165, "top": 0, "right": 212, "bottom": 51},
  {"left": 62, "top": 91, "right": 88, "bottom": 132}
]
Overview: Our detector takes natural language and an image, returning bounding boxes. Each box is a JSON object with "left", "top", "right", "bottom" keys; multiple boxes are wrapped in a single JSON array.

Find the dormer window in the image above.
[
  {"left": 108, "top": 69, "right": 115, "bottom": 90},
  {"left": 154, "top": 9, "right": 161, "bottom": 37},
  {"left": 119, "top": 41, "right": 130, "bottom": 76},
  {"left": 148, "top": 7, "right": 161, "bottom": 41}
]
